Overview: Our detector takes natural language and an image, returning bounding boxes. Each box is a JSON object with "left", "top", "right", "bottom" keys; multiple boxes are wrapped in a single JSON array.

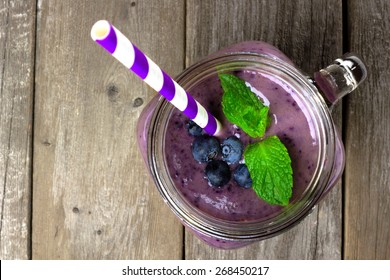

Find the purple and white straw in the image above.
[{"left": 91, "top": 20, "right": 221, "bottom": 135}]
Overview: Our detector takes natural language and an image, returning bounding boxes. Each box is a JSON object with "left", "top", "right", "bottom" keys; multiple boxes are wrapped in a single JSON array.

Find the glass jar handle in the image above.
[{"left": 314, "top": 54, "right": 367, "bottom": 106}]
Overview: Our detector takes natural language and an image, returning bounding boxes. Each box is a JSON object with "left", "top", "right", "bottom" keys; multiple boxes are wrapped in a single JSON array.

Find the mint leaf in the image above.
[
  {"left": 220, "top": 73, "right": 271, "bottom": 138},
  {"left": 244, "top": 136, "right": 293, "bottom": 206},
  {"left": 219, "top": 73, "right": 293, "bottom": 205}
]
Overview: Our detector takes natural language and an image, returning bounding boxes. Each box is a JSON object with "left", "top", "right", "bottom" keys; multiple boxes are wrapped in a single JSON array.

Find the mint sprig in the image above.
[
  {"left": 220, "top": 74, "right": 271, "bottom": 138},
  {"left": 219, "top": 73, "right": 293, "bottom": 206},
  {"left": 244, "top": 136, "right": 293, "bottom": 206}
]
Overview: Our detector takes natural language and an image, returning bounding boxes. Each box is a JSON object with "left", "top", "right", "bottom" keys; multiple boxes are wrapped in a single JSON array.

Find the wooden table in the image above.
[{"left": 1, "top": 0, "right": 389, "bottom": 260}]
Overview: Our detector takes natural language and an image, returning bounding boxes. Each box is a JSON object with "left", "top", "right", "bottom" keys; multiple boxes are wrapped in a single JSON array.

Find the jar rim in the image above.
[{"left": 148, "top": 53, "right": 336, "bottom": 241}]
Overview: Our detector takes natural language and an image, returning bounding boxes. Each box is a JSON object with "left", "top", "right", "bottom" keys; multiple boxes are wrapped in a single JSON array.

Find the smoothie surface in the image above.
[{"left": 164, "top": 71, "right": 319, "bottom": 222}]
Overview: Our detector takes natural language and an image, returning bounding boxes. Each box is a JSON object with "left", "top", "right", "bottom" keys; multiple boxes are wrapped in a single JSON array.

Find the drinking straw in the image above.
[{"left": 91, "top": 20, "right": 221, "bottom": 136}]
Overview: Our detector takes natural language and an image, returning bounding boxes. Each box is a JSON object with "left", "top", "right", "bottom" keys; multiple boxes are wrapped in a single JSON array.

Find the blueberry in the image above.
[
  {"left": 191, "top": 136, "right": 221, "bottom": 163},
  {"left": 205, "top": 160, "right": 231, "bottom": 187},
  {"left": 221, "top": 136, "right": 243, "bottom": 164},
  {"left": 185, "top": 120, "right": 203, "bottom": 136},
  {"left": 233, "top": 164, "right": 252, "bottom": 189}
]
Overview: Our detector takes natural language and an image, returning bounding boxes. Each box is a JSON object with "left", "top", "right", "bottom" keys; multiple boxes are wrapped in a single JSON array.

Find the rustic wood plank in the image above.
[
  {"left": 0, "top": 0, "right": 35, "bottom": 260},
  {"left": 32, "top": 0, "right": 184, "bottom": 259},
  {"left": 185, "top": 0, "right": 342, "bottom": 259},
  {"left": 344, "top": 0, "right": 390, "bottom": 259}
]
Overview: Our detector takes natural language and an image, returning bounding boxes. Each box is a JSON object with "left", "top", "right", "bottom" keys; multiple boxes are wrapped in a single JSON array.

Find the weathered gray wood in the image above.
[
  {"left": 32, "top": 0, "right": 184, "bottom": 259},
  {"left": 185, "top": 0, "right": 342, "bottom": 259},
  {"left": 344, "top": 0, "right": 390, "bottom": 259},
  {"left": 1, "top": 0, "right": 385, "bottom": 260},
  {"left": 0, "top": 0, "right": 35, "bottom": 260}
]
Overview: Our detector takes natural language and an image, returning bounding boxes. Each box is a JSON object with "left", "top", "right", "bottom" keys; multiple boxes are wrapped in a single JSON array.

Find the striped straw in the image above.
[{"left": 91, "top": 20, "right": 221, "bottom": 136}]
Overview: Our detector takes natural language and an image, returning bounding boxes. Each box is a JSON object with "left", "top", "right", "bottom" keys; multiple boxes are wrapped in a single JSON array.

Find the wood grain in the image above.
[
  {"left": 1, "top": 0, "right": 386, "bottom": 260},
  {"left": 185, "top": 0, "right": 342, "bottom": 259},
  {"left": 32, "top": 0, "right": 184, "bottom": 259},
  {"left": 344, "top": 0, "right": 390, "bottom": 259},
  {"left": 0, "top": 0, "right": 35, "bottom": 260}
]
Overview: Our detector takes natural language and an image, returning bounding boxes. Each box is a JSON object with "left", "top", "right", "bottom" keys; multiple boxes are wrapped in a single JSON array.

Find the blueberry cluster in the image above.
[{"left": 186, "top": 120, "right": 252, "bottom": 188}]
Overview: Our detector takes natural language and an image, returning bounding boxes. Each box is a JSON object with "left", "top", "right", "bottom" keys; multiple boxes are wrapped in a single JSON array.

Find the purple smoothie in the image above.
[
  {"left": 164, "top": 70, "right": 318, "bottom": 222},
  {"left": 137, "top": 41, "right": 346, "bottom": 248}
]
